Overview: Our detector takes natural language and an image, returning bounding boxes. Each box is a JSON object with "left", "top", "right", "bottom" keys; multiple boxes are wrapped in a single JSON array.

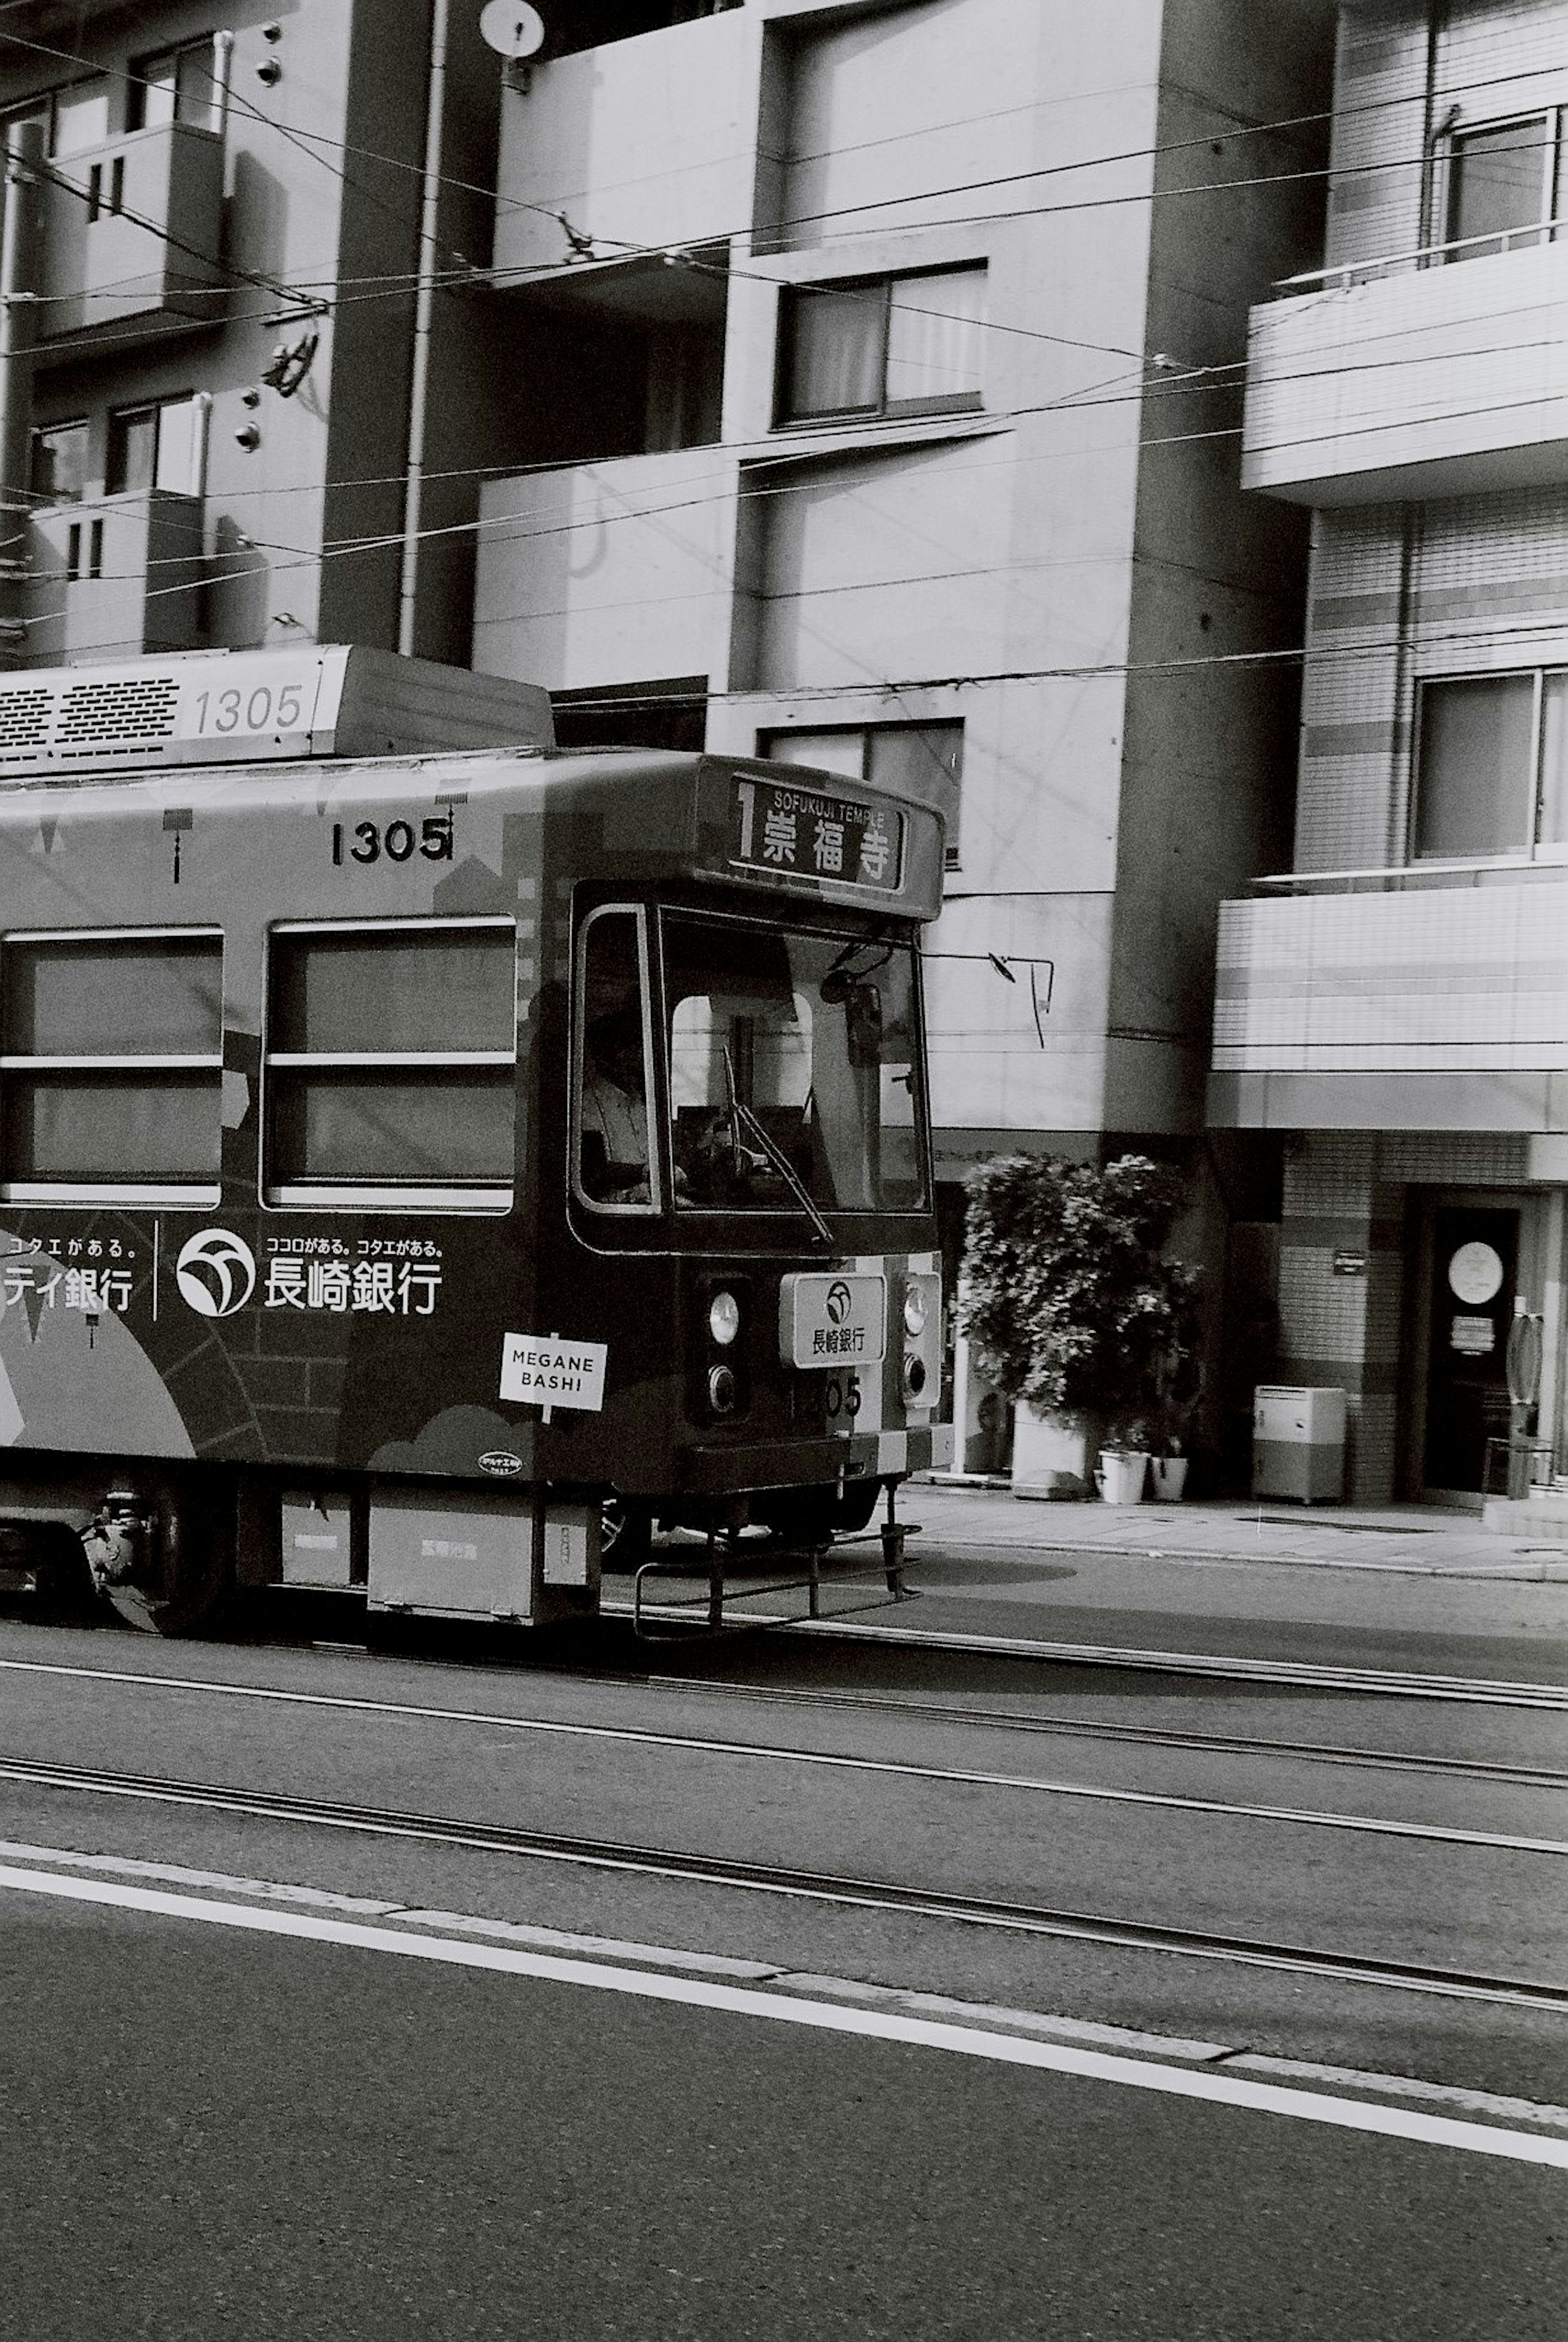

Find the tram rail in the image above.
[
  {"left": 606, "top": 1591, "right": 1568, "bottom": 1707},
  {"left": 2, "top": 1649, "right": 1566, "bottom": 1883},
  {"left": 1, "top": 1751, "right": 1562, "bottom": 2016},
  {"left": 639, "top": 1673, "right": 1568, "bottom": 1790}
]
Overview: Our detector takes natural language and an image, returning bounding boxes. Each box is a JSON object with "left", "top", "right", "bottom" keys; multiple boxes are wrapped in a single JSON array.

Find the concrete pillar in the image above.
[{"left": 0, "top": 121, "right": 43, "bottom": 671}]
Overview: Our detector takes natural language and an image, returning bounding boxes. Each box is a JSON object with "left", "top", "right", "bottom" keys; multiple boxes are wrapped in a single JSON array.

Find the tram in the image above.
[{"left": 0, "top": 644, "right": 951, "bottom": 1632}]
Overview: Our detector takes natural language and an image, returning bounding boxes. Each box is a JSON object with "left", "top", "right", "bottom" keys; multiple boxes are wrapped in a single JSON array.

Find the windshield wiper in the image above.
[{"left": 722, "top": 1045, "right": 833, "bottom": 1246}]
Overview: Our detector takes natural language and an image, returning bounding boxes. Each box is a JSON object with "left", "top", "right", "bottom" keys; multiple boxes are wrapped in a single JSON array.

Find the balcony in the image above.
[
  {"left": 472, "top": 450, "right": 738, "bottom": 693},
  {"left": 1210, "top": 865, "right": 1568, "bottom": 1130},
  {"left": 37, "top": 121, "right": 225, "bottom": 355},
  {"left": 1242, "top": 235, "right": 1568, "bottom": 504},
  {"left": 490, "top": 9, "right": 762, "bottom": 282},
  {"left": 27, "top": 491, "right": 205, "bottom": 664}
]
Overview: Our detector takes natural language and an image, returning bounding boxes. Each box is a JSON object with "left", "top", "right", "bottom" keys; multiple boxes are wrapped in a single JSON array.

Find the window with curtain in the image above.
[
  {"left": 107, "top": 396, "right": 200, "bottom": 497},
  {"left": 0, "top": 931, "right": 223, "bottom": 1200},
  {"left": 779, "top": 267, "right": 986, "bottom": 424},
  {"left": 264, "top": 922, "right": 516, "bottom": 1206}
]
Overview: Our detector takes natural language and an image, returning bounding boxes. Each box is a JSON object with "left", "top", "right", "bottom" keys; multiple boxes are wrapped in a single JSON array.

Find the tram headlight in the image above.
[
  {"left": 901, "top": 1352, "right": 929, "bottom": 1402},
  {"left": 708, "top": 1290, "right": 742, "bottom": 1347},
  {"left": 902, "top": 1284, "right": 928, "bottom": 1337},
  {"left": 708, "top": 1364, "right": 738, "bottom": 1415}
]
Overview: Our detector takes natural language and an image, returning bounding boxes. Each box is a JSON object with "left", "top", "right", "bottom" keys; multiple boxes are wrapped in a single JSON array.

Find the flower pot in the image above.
[
  {"left": 1096, "top": 1449, "right": 1149, "bottom": 1505},
  {"left": 1150, "top": 1454, "right": 1189, "bottom": 1503}
]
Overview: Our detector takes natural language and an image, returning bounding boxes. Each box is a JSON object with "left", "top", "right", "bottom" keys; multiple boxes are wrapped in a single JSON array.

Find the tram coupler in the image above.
[{"left": 79, "top": 1490, "right": 157, "bottom": 1597}]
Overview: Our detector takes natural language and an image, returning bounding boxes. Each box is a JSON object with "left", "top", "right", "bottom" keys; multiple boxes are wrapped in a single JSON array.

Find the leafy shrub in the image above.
[{"left": 962, "top": 1153, "right": 1200, "bottom": 1447}]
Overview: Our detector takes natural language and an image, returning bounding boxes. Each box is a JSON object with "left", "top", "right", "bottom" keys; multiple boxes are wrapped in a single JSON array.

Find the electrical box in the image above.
[
  {"left": 1252, "top": 1385, "right": 1347, "bottom": 1503},
  {"left": 280, "top": 1491, "right": 354, "bottom": 1588},
  {"left": 366, "top": 1490, "right": 599, "bottom": 1620}
]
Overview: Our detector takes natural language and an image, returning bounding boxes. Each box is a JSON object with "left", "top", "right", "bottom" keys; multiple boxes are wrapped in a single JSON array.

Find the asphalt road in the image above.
[
  {"left": 0, "top": 1526, "right": 1565, "bottom": 2338},
  {"left": 3, "top": 1892, "right": 1564, "bottom": 2342}
]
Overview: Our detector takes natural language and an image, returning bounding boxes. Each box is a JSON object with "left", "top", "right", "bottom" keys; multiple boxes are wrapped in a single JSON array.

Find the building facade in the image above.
[
  {"left": 1212, "top": 0, "right": 1568, "bottom": 1503},
  {"left": 472, "top": 0, "right": 1333, "bottom": 1466},
  {"left": 0, "top": 0, "right": 506, "bottom": 672}
]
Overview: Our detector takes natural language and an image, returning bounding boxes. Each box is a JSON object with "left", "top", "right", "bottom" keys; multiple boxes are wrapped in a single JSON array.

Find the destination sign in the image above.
[{"left": 731, "top": 776, "right": 903, "bottom": 894}]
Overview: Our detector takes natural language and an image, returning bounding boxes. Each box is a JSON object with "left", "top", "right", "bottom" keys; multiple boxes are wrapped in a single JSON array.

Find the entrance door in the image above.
[{"left": 1423, "top": 1206, "right": 1519, "bottom": 1494}]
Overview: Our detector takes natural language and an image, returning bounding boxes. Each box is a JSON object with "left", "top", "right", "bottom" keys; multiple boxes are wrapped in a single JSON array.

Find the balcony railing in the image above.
[
  {"left": 36, "top": 120, "right": 225, "bottom": 353},
  {"left": 27, "top": 491, "right": 205, "bottom": 664},
  {"left": 1254, "top": 851, "right": 1568, "bottom": 894},
  {"left": 1242, "top": 234, "right": 1568, "bottom": 503},
  {"left": 1272, "top": 217, "right": 1567, "bottom": 297},
  {"left": 1214, "top": 870, "right": 1568, "bottom": 1074},
  {"left": 490, "top": 9, "right": 760, "bottom": 284}
]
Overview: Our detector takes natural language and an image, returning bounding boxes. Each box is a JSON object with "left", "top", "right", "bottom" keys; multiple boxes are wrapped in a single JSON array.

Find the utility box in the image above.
[{"left": 1252, "top": 1385, "right": 1346, "bottom": 1503}]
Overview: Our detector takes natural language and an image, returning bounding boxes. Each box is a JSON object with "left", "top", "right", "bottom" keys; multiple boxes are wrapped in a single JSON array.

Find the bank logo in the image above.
[
  {"left": 826, "top": 1279, "right": 853, "bottom": 1327},
  {"left": 175, "top": 1228, "right": 257, "bottom": 1319}
]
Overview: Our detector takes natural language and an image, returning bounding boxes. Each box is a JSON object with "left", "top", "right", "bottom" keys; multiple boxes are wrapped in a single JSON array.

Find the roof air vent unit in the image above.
[{"left": 0, "top": 646, "right": 555, "bottom": 781}]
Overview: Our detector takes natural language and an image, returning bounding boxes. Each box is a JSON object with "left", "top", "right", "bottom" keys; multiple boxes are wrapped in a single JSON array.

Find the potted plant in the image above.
[{"left": 960, "top": 1153, "right": 1201, "bottom": 1507}]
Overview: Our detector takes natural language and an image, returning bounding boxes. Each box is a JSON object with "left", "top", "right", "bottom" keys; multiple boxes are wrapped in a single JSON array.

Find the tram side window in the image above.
[
  {"left": 575, "top": 907, "right": 656, "bottom": 1209},
  {"left": 0, "top": 931, "right": 223, "bottom": 1200},
  {"left": 265, "top": 922, "right": 516, "bottom": 1207}
]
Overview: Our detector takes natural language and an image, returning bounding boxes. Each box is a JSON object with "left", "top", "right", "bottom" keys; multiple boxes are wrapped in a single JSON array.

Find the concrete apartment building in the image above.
[
  {"left": 1213, "top": 0, "right": 1568, "bottom": 1506},
  {"left": 472, "top": 0, "right": 1334, "bottom": 1467},
  {"left": 0, "top": 0, "right": 506, "bottom": 671}
]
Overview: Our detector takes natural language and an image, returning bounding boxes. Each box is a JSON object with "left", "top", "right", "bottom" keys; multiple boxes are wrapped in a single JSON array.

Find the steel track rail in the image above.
[
  {"left": 1, "top": 1754, "right": 1563, "bottom": 2014},
  {"left": 644, "top": 1672, "right": 1568, "bottom": 1790},
  {"left": 609, "top": 1600, "right": 1568, "bottom": 1707},
  {"left": 2, "top": 1657, "right": 1561, "bottom": 1852}
]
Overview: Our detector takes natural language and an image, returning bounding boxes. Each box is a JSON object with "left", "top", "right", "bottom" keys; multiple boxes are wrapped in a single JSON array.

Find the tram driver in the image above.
[{"left": 580, "top": 1007, "right": 652, "bottom": 1202}]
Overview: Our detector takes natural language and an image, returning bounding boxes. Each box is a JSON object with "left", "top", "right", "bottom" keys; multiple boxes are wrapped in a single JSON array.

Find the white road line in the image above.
[
  {"left": 2, "top": 1860, "right": 1564, "bottom": 2167},
  {"left": 0, "top": 1657, "right": 1560, "bottom": 1857},
  {"left": 0, "top": 1839, "right": 779, "bottom": 1978}
]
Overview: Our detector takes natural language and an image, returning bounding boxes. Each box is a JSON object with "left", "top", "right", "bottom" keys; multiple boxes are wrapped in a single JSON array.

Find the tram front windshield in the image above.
[{"left": 664, "top": 912, "right": 926, "bottom": 1215}]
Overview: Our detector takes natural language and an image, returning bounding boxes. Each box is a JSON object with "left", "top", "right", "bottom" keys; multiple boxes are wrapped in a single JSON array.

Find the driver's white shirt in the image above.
[{"left": 583, "top": 1074, "right": 647, "bottom": 1167}]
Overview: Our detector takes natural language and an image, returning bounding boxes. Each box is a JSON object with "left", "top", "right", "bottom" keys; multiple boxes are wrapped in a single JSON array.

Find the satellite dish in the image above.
[{"left": 479, "top": 1, "right": 546, "bottom": 57}]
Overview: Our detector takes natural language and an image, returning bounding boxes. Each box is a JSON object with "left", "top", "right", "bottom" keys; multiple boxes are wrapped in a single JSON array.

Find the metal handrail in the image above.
[
  {"left": 1253, "top": 851, "right": 1568, "bottom": 896},
  {"left": 1274, "top": 216, "right": 1568, "bottom": 297}
]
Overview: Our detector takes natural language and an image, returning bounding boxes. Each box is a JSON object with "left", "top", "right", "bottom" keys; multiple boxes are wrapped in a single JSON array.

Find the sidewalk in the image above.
[{"left": 906, "top": 1478, "right": 1568, "bottom": 1584}]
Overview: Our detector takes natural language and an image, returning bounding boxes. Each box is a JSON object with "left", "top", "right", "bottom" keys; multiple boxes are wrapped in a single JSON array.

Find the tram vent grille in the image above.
[
  {"left": 0, "top": 689, "right": 53, "bottom": 762},
  {"left": 54, "top": 675, "right": 180, "bottom": 754}
]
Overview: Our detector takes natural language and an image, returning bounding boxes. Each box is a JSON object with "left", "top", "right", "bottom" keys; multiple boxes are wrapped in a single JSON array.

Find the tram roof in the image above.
[{"left": 0, "top": 736, "right": 946, "bottom": 925}]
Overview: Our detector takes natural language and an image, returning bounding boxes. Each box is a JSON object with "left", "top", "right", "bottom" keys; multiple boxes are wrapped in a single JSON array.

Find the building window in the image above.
[
  {"left": 1413, "top": 671, "right": 1568, "bottom": 859},
  {"left": 107, "top": 396, "right": 201, "bottom": 497},
  {"left": 0, "top": 929, "right": 223, "bottom": 1203},
  {"left": 49, "top": 79, "right": 111, "bottom": 157},
  {"left": 263, "top": 921, "right": 517, "bottom": 1208},
  {"left": 29, "top": 420, "right": 88, "bottom": 507},
  {"left": 131, "top": 38, "right": 221, "bottom": 131},
  {"left": 778, "top": 267, "right": 987, "bottom": 425},
  {"left": 2, "top": 75, "right": 117, "bottom": 160},
  {"left": 764, "top": 722, "right": 964, "bottom": 868},
  {"left": 1444, "top": 114, "right": 1561, "bottom": 257},
  {"left": 552, "top": 677, "right": 707, "bottom": 752}
]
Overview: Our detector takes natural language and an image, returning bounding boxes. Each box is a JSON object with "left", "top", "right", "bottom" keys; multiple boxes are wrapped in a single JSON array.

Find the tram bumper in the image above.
[{"left": 675, "top": 1422, "right": 952, "bottom": 1496}]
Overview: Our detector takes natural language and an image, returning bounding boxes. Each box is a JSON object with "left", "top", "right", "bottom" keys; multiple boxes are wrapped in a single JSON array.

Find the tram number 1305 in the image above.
[
  {"left": 824, "top": 1371, "right": 861, "bottom": 1421},
  {"left": 331, "top": 813, "right": 455, "bottom": 867}
]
